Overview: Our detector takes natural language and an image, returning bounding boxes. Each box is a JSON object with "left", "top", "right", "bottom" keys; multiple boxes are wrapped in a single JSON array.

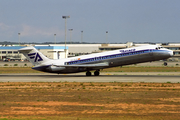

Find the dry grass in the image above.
[
  {"left": 0, "top": 67, "right": 41, "bottom": 74},
  {"left": 0, "top": 82, "right": 180, "bottom": 120}
]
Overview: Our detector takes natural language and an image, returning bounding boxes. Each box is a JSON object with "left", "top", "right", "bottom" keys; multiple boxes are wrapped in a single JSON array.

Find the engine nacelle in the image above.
[{"left": 47, "top": 66, "right": 66, "bottom": 72}]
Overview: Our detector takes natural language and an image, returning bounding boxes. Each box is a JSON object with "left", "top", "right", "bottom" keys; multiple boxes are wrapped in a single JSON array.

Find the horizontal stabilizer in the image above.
[{"left": 18, "top": 46, "right": 34, "bottom": 51}]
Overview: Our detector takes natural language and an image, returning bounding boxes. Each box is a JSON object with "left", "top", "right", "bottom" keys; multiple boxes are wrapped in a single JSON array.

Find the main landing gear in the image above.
[
  {"left": 86, "top": 70, "right": 100, "bottom": 76},
  {"left": 94, "top": 70, "right": 100, "bottom": 76},
  {"left": 86, "top": 71, "right": 92, "bottom": 76}
]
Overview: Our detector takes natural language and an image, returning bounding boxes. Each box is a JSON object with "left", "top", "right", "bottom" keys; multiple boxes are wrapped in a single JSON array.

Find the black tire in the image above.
[
  {"left": 86, "top": 71, "right": 91, "bottom": 76},
  {"left": 94, "top": 71, "right": 100, "bottom": 76},
  {"left": 164, "top": 62, "right": 167, "bottom": 66}
]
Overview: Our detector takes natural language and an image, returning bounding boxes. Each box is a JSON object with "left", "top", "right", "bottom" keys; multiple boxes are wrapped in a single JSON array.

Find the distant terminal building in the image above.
[
  {"left": 98, "top": 42, "right": 180, "bottom": 61},
  {"left": 0, "top": 42, "right": 180, "bottom": 61},
  {"left": 61, "top": 42, "right": 180, "bottom": 61},
  {"left": 0, "top": 45, "right": 68, "bottom": 61},
  {"left": 161, "top": 43, "right": 180, "bottom": 58},
  {"left": 59, "top": 42, "right": 180, "bottom": 59}
]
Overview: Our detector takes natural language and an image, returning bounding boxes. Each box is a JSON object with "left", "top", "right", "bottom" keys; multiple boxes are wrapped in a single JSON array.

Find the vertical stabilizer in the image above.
[{"left": 18, "top": 46, "right": 50, "bottom": 66}]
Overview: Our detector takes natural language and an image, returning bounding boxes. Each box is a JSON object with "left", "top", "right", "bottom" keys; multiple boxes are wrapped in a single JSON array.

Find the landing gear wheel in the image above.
[
  {"left": 86, "top": 71, "right": 91, "bottom": 76},
  {"left": 164, "top": 62, "right": 167, "bottom": 66},
  {"left": 94, "top": 70, "right": 100, "bottom": 76}
]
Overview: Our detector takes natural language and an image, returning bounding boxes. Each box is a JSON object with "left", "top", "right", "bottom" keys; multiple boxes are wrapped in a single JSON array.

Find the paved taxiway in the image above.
[{"left": 0, "top": 72, "right": 180, "bottom": 83}]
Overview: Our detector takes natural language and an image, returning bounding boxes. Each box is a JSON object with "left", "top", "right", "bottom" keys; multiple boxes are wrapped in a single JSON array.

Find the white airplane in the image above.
[{"left": 19, "top": 45, "right": 173, "bottom": 76}]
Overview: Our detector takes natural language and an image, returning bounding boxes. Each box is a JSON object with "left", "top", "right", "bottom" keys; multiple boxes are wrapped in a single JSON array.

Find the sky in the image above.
[{"left": 0, "top": 0, "right": 180, "bottom": 43}]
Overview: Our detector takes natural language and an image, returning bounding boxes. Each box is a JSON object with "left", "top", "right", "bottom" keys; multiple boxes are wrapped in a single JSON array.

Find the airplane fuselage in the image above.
[{"left": 31, "top": 45, "right": 173, "bottom": 74}]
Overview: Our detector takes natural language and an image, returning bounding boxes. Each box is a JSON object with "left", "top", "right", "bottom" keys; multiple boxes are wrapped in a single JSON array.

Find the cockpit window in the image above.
[{"left": 157, "top": 47, "right": 164, "bottom": 50}]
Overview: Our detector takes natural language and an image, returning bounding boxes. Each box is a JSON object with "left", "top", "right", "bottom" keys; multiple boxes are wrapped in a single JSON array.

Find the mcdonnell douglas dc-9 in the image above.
[{"left": 19, "top": 45, "right": 173, "bottom": 76}]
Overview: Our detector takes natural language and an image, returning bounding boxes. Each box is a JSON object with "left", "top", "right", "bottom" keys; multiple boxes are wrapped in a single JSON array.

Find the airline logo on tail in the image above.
[{"left": 28, "top": 53, "right": 43, "bottom": 62}]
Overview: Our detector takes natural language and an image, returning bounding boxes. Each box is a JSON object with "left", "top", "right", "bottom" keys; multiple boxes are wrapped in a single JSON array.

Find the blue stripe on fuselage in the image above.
[{"left": 65, "top": 49, "right": 168, "bottom": 65}]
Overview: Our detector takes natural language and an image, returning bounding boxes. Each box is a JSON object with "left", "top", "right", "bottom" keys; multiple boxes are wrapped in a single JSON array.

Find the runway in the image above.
[{"left": 0, "top": 72, "right": 180, "bottom": 83}]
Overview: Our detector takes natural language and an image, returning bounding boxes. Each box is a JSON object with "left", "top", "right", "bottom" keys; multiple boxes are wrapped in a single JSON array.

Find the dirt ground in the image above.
[{"left": 0, "top": 82, "right": 180, "bottom": 120}]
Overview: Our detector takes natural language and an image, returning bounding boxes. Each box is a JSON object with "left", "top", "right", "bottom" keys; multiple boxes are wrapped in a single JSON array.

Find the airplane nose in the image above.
[{"left": 169, "top": 50, "right": 174, "bottom": 56}]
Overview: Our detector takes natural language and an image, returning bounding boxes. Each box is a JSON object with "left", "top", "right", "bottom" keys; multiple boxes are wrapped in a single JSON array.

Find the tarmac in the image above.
[
  {"left": 0, "top": 72, "right": 180, "bottom": 83},
  {"left": 0, "top": 61, "right": 180, "bottom": 83}
]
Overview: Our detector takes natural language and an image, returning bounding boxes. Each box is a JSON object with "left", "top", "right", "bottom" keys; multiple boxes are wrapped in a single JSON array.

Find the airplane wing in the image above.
[{"left": 53, "top": 62, "right": 109, "bottom": 68}]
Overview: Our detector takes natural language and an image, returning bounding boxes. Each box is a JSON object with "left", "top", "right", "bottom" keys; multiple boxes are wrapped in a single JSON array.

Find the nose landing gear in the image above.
[{"left": 164, "top": 62, "right": 167, "bottom": 66}]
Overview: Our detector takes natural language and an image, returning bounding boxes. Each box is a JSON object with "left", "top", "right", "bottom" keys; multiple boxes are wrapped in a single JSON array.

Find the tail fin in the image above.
[{"left": 18, "top": 46, "right": 50, "bottom": 66}]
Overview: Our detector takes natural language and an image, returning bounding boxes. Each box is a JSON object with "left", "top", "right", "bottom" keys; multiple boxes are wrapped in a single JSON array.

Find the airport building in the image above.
[
  {"left": 0, "top": 42, "right": 180, "bottom": 61},
  {"left": 0, "top": 45, "right": 68, "bottom": 61},
  {"left": 56, "top": 42, "right": 180, "bottom": 60}
]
